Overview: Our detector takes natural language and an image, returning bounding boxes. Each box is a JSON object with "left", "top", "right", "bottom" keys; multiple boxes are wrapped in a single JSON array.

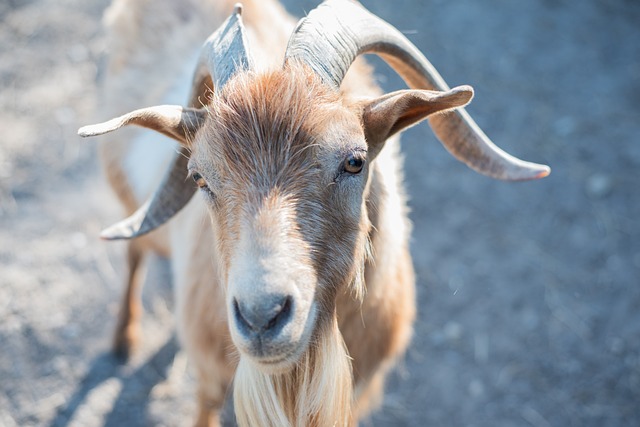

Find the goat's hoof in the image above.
[{"left": 112, "top": 324, "right": 140, "bottom": 361}]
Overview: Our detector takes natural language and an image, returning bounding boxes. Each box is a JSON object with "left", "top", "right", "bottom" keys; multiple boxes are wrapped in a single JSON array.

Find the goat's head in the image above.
[{"left": 79, "top": 1, "right": 549, "bottom": 373}]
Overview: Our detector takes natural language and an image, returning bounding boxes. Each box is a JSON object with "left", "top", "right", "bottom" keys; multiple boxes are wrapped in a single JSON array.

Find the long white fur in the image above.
[{"left": 234, "top": 317, "right": 353, "bottom": 427}]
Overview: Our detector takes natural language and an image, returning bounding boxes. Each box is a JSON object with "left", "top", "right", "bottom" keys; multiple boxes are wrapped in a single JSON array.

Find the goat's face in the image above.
[
  {"left": 80, "top": 61, "right": 474, "bottom": 373},
  {"left": 79, "top": 57, "right": 473, "bottom": 371},
  {"left": 187, "top": 67, "right": 370, "bottom": 372}
]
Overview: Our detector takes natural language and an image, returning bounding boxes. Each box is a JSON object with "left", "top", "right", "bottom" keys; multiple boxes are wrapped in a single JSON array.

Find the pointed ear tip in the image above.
[
  {"left": 451, "top": 85, "right": 474, "bottom": 99},
  {"left": 78, "top": 124, "right": 107, "bottom": 137},
  {"left": 457, "top": 84, "right": 474, "bottom": 92}
]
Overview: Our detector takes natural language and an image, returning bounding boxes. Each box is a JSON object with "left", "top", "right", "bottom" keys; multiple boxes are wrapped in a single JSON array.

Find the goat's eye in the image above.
[
  {"left": 344, "top": 155, "right": 365, "bottom": 174},
  {"left": 192, "top": 172, "right": 208, "bottom": 189}
]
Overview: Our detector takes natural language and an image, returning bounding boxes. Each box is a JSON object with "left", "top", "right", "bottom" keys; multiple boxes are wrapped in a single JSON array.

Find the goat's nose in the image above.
[{"left": 233, "top": 295, "right": 293, "bottom": 334}]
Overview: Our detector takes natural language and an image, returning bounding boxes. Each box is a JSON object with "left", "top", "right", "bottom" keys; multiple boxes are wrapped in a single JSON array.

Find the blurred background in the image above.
[{"left": 1, "top": 0, "right": 639, "bottom": 426}]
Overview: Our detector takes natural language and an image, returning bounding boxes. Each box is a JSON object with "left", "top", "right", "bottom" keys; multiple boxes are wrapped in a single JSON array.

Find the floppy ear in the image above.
[
  {"left": 78, "top": 105, "right": 207, "bottom": 145},
  {"left": 362, "top": 85, "right": 473, "bottom": 155}
]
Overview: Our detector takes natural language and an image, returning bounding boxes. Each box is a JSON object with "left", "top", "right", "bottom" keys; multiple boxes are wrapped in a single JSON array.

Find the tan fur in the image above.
[
  {"left": 98, "top": 1, "right": 416, "bottom": 425},
  {"left": 193, "top": 64, "right": 415, "bottom": 425}
]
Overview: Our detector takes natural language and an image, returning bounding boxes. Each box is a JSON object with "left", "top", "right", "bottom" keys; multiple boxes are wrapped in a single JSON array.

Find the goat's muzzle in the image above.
[
  {"left": 225, "top": 204, "right": 319, "bottom": 372},
  {"left": 233, "top": 295, "right": 293, "bottom": 338},
  {"left": 229, "top": 289, "right": 317, "bottom": 372}
]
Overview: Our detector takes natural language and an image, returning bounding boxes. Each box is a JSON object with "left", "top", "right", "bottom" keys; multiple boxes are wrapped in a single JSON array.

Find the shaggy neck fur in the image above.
[{"left": 233, "top": 316, "right": 354, "bottom": 427}]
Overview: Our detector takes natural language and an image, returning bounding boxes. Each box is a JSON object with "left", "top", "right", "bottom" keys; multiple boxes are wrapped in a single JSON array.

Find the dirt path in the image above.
[{"left": 1, "top": 0, "right": 639, "bottom": 426}]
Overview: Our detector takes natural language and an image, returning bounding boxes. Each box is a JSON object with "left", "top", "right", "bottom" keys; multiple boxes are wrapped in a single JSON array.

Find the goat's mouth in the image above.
[
  {"left": 236, "top": 336, "right": 309, "bottom": 374},
  {"left": 230, "top": 301, "right": 318, "bottom": 374},
  {"left": 249, "top": 348, "right": 305, "bottom": 374}
]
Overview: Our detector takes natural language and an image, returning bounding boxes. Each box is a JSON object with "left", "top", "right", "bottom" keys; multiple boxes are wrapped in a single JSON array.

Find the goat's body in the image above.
[{"left": 100, "top": 0, "right": 415, "bottom": 424}]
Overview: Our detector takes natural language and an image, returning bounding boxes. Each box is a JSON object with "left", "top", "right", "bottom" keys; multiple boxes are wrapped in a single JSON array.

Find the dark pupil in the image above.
[
  {"left": 192, "top": 173, "right": 202, "bottom": 182},
  {"left": 346, "top": 156, "right": 363, "bottom": 172}
]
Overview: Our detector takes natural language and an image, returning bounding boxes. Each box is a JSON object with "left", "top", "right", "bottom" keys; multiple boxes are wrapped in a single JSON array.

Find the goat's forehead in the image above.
[{"left": 190, "top": 70, "right": 365, "bottom": 182}]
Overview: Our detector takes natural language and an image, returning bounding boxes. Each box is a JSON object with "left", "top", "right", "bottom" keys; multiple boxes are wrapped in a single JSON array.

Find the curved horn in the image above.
[
  {"left": 101, "top": 4, "right": 252, "bottom": 240},
  {"left": 100, "top": 152, "right": 192, "bottom": 240},
  {"left": 189, "top": 4, "right": 253, "bottom": 106},
  {"left": 284, "top": 0, "right": 549, "bottom": 181}
]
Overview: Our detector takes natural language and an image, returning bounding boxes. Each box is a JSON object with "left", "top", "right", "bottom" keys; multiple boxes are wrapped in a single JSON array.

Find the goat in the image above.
[{"left": 79, "top": 0, "right": 549, "bottom": 425}]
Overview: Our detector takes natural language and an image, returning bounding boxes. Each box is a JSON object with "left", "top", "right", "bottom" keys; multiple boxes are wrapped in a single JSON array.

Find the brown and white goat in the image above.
[{"left": 80, "top": 0, "right": 549, "bottom": 425}]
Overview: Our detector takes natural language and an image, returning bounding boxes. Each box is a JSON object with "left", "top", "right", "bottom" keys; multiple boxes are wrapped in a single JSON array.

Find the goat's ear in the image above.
[
  {"left": 361, "top": 85, "right": 473, "bottom": 154},
  {"left": 78, "top": 105, "right": 207, "bottom": 146}
]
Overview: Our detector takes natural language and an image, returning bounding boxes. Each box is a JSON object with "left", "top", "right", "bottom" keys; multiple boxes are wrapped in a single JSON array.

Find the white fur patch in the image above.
[
  {"left": 124, "top": 132, "right": 179, "bottom": 203},
  {"left": 226, "top": 203, "right": 318, "bottom": 365},
  {"left": 124, "top": 50, "right": 200, "bottom": 203}
]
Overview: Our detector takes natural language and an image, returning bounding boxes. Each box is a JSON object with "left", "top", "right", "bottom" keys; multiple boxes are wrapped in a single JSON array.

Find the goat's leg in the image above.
[
  {"left": 194, "top": 388, "right": 223, "bottom": 427},
  {"left": 180, "top": 289, "right": 236, "bottom": 427},
  {"left": 186, "top": 316, "right": 236, "bottom": 427},
  {"left": 353, "top": 369, "right": 386, "bottom": 420},
  {"left": 187, "top": 330, "right": 235, "bottom": 427},
  {"left": 113, "top": 239, "right": 147, "bottom": 359}
]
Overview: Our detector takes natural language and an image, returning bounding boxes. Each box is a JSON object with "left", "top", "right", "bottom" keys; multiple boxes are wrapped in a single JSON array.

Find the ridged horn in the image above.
[
  {"left": 284, "top": 0, "right": 549, "bottom": 181},
  {"left": 101, "top": 4, "right": 252, "bottom": 240}
]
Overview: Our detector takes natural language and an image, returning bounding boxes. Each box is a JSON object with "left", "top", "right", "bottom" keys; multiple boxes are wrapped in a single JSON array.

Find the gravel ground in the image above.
[{"left": 1, "top": 0, "right": 639, "bottom": 426}]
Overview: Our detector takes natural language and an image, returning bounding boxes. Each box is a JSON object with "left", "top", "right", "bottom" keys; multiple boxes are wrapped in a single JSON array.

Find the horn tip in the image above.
[
  {"left": 100, "top": 230, "right": 120, "bottom": 241},
  {"left": 233, "top": 3, "right": 243, "bottom": 15},
  {"left": 534, "top": 165, "right": 551, "bottom": 179},
  {"left": 100, "top": 225, "right": 132, "bottom": 241},
  {"left": 511, "top": 163, "right": 550, "bottom": 181}
]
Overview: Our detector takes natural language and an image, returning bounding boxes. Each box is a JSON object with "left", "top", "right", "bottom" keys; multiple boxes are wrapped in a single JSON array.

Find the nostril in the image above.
[
  {"left": 233, "top": 296, "right": 293, "bottom": 333},
  {"left": 233, "top": 298, "right": 252, "bottom": 332},
  {"left": 266, "top": 296, "right": 292, "bottom": 331},
  {"left": 233, "top": 298, "right": 257, "bottom": 334}
]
